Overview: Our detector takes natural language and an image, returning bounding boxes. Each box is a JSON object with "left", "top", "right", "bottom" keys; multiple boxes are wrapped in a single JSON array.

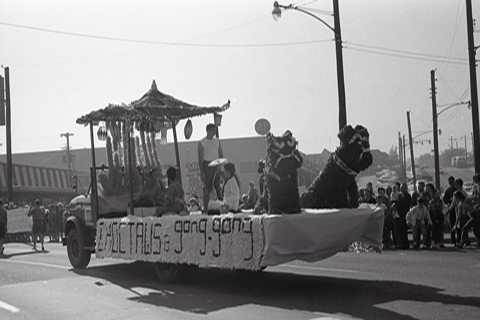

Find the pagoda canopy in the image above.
[{"left": 76, "top": 80, "right": 230, "bottom": 127}]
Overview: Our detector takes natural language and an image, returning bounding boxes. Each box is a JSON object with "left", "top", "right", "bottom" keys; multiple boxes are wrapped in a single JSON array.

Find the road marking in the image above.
[
  {"left": 0, "top": 300, "right": 20, "bottom": 313},
  {"left": 1, "top": 259, "right": 70, "bottom": 270}
]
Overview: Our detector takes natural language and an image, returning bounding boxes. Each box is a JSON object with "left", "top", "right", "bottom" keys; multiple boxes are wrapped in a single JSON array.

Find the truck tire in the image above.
[
  {"left": 67, "top": 228, "right": 91, "bottom": 269},
  {"left": 154, "top": 263, "right": 198, "bottom": 283}
]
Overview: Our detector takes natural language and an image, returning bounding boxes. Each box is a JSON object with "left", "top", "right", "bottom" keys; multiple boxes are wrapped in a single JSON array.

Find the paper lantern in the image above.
[
  {"left": 97, "top": 126, "right": 107, "bottom": 141},
  {"left": 184, "top": 119, "right": 193, "bottom": 140},
  {"left": 214, "top": 113, "right": 222, "bottom": 126}
]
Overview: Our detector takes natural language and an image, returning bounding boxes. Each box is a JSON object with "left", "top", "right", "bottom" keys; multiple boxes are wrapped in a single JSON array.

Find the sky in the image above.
[{"left": 0, "top": 0, "right": 479, "bottom": 158}]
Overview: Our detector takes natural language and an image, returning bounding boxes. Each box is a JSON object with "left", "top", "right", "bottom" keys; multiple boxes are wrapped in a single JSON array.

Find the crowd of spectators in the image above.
[{"left": 360, "top": 174, "right": 480, "bottom": 250}]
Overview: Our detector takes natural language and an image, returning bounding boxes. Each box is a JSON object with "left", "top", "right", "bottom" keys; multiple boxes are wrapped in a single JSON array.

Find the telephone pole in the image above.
[
  {"left": 431, "top": 70, "right": 441, "bottom": 191},
  {"left": 407, "top": 111, "right": 417, "bottom": 193},
  {"left": 398, "top": 131, "right": 403, "bottom": 182},
  {"left": 3, "top": 67, "right": 13, "bottom": 203},
  {"left": 60, "top": 132, "right": 74, "bottom": 171},
  {"left": 466, "top": 0, "right": 480, "bottom": 173}
]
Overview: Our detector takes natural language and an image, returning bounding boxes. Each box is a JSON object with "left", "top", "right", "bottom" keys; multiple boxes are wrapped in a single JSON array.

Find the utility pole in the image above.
[
  {"left": 4, "top": 67, "right": 13, "bottom": 204},
  {"left": 431, "top": 70, "right": 441, "bottom": 191},
  {"left": 407, "top": 111, "right": 417, "bottom": 193},
  {"left": 60, "top": 132, "right": 74, "bottom": 171},
  {"left": 333, "top": 0, "right": 347, "bottom": 130},
  {"left": 398, "top": 132, "right": 403, "bottom": 181},
  {"left": 466, "top": 0, "right": 480, "bottom": 173},
  {"left": 403, "top": 135, "right": 407, "bottom": 183}
]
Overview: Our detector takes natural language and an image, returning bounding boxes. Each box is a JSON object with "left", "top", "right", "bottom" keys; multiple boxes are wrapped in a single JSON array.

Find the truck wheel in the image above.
[
  {"left": 154, "top": 263, "right": 198, "bottom": 283},
  {"left": 67, "top": 228, "right": 91, "bottom": 269}
]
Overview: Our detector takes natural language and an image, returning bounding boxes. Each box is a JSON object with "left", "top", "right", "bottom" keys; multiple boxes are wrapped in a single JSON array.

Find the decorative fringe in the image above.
[
  {"left": 135, "top": 136, "right": 143, "bottom": 170},
  {"left": 151, "top": 132, "right": 162, "bottom": 170},
  {"left": 140, "top": 129, "right": 151, "bottom": 171},
  {"left": 146, "top": 134, "right": 154, "bottom": 171},
  {"left": 130, "top": 136, "right": 142, "bottom": 191}
]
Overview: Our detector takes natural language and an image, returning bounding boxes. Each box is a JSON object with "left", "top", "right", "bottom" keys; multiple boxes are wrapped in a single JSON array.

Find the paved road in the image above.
[{"left": 1, "top": 241, "right": 479, "bottom": 320}]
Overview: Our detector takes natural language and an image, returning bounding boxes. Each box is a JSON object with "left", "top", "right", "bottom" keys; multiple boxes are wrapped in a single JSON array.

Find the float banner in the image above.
[{"left": 96, "top": 213, "right": 265, "bottom": 271}]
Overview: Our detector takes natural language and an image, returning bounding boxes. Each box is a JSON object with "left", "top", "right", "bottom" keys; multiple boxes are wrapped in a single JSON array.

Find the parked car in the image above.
[{"left": 464, "top": 182, "right": 475, "bottom": 196}]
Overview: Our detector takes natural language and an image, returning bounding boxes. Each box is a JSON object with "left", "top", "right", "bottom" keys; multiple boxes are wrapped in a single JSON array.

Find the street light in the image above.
[
  {"left": 432, "top": 97, "right": 470, "bottom": 190},
  {"left": 272, "top": 1, "right": 347, "bottom": 131}
]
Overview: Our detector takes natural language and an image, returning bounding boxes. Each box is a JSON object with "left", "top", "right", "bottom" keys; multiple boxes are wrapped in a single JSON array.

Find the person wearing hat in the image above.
[
  {"left": 28, "top": 199, "right": 45, "bottom": 251},
  {"left": 239, "top": 194, "right": 249, "bottom": 210},
  {"left": 0, "top": 200, "right": 7, "bottom": 255},
  {"left": 187, "top": 195, "right": 200, "bottom": 213}
]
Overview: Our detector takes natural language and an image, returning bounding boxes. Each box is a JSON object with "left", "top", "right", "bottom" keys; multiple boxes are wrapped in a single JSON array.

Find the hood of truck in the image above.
[{"left": 69, "top": 194, "right": 90, "bottom": 206}]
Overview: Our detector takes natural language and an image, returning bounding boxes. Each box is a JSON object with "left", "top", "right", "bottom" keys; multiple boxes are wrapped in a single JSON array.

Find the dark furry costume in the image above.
[
  {"left": 254, "top": 130, "right": 303, "bottom": 214},
  {"left": 300, "top": 125, "right": 373, "bottom": 209}
]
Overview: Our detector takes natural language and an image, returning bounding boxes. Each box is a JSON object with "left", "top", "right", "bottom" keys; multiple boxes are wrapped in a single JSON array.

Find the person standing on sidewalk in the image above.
[
  {"left": 443, "top": 176, "right": 457, "bottom": 246},
  {"left": 28, "top": 199, "right": 45, "bottom": 251},
  {"left": 391, "top": 183, "right": 412, "bottom": 249},
  {"left": 447, "top": 179, "right": 468, "bottom": 246},
  {"left": 0, "top": 200, "right": 7, "bottom": 255},
  {"left": 406, "top": 197, "right": 433, "bottom": 249},
  {"left": 426, "top": 183, "right": 445, "bottom": 248}
]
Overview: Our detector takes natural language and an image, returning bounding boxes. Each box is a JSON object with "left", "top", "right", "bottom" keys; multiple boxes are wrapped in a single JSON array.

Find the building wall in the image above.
[
  {"left": 0, "top": 135, "right": 322, "bottom": 204},
  {"left": 156, "top": 136, "right": 267, "bottom": 198}
]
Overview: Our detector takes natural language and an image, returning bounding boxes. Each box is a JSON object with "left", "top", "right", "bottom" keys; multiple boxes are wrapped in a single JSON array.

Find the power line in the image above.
[
  {"left": 345, "top": 42, "right": 469, "bottom": 65},
  {"left": 0, "top": 20, "right": 332, "bottom": 48},
  {"left": 0, "top": 20, "right": 472, "bottom": 67}
]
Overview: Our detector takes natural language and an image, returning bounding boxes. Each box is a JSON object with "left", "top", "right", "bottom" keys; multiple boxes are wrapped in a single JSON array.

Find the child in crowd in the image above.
[{"left": 406, "top": 197, "right": 432, "bottom": 249}]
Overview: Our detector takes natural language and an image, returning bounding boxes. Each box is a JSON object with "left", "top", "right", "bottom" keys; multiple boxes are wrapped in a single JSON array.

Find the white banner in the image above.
[
  {"left": 96, "top": 213, "right": 265, "bottom": 271},
  {"left": 96, "top": 206, "right": 384, "bottom": 271},
  {"left": 7, "top": 207, "right": 33, "bottom": 234}
]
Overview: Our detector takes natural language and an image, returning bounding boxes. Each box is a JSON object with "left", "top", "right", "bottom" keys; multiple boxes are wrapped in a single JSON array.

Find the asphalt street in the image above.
[{"left": 1, "top": 240, "right": 479, "bottom": 320}]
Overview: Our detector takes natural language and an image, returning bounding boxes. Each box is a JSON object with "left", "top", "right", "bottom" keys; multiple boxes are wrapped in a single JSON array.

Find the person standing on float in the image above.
[{"left": 198, "top": 123, "right": 223, "bottom": 212}]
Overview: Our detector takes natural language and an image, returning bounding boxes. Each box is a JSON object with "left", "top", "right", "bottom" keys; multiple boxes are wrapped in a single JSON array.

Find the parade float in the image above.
[{"left": 65, "top": 80, "right": 383, "bottom": 283}]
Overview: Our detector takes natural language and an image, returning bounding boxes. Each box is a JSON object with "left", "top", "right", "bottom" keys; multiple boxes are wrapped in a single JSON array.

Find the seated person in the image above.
[
  {"left": 245, "top": 181, "right": 259, "bottom": 209},
  {"left": 136, "top": 168, "right": 165, "bottom": 207},
  {"left": 187, "top": 195, "right": 201, "bottom": 213},
  {"left": 155, "top": 167, "right": 186, "bottom": 217},
  {"left": 239, "top": 194, "right": 249, "bottom": 210},
  {"left": 208, "top": 162, "right": 240, "bottom": 213}
]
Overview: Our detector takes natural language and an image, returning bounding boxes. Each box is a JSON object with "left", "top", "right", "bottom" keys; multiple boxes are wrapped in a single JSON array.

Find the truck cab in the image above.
[{"left": 63, "top": 194, "right": 97, "bottom": 268}]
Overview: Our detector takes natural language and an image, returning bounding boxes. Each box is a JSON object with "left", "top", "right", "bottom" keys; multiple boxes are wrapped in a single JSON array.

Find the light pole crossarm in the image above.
[
  {"left": 272, "top": 0, "right": 347, "bottom": 131},
  {"left": 275, "top": 2, "right": 335, "bottom": 33},
  {"left": 437, "top": 101, "right": 470, "bottom": 116}
]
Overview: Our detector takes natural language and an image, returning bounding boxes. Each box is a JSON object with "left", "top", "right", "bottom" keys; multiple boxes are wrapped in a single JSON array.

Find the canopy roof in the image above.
[{"left": 76, "top": 80, "right": 230, "bottom": 127}]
